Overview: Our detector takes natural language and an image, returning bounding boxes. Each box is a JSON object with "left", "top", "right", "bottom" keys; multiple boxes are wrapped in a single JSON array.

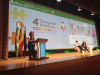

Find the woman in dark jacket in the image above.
[
  {"left": 82, "top": 41, "right": 89, "bottom": 52},
  {"left": 27, "top": 31, "right": 36, "bottom": 60}
]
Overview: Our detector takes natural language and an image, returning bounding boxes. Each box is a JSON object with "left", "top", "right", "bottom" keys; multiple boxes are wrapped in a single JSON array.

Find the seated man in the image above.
[
  {"left": 82, "top": 41, "right": 89, "bottom": 52},
  {"left": 74, "top": 41, "right": 83, "bottom": 53}
]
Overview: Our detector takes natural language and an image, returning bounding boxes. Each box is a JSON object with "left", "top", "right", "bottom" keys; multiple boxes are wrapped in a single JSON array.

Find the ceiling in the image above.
[
  {"left": 92, "top": 0, "right": 100, "bottom": 5},
  {"left": 27, "top": 0, "right": 100, "bottom": 15},
  {"left": 63, "top": 0, "right": 100, "bottom": 15}
]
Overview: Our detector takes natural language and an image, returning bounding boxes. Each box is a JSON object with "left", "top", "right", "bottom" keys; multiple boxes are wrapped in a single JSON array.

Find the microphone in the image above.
[{"left": 35, "top": 34, "right": 40, "bottom": 38}]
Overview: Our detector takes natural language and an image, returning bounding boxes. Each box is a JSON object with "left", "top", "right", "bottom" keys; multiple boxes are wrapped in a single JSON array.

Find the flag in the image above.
[
  {"left": 19, "top": 28, "right": 24, "bottom": 56},
  {"left": 15, "top": 26, "right": 20, "bottom": 57},
  {"left": 24, "top": 26, "right": 27, "bottom": 57}
]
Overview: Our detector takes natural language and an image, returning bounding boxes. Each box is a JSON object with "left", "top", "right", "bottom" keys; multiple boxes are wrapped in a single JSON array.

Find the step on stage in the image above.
[{"left": 0, "top": 50, "right": 100, "bottom": 75}]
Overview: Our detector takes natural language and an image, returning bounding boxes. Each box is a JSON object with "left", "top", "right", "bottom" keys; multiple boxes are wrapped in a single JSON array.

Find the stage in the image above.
[{"left": 0, "top": 50, "right": 100, "bottom": 72}]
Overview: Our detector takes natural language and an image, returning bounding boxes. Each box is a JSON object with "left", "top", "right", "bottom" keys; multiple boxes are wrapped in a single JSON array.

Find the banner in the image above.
[{"left": 8, "top": 0, "right": 98, "bottom": 51}]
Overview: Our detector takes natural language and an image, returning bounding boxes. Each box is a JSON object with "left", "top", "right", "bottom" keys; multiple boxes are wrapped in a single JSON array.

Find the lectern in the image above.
[{"left": 32, "top": 38, "right": 49, "bottom": 60}]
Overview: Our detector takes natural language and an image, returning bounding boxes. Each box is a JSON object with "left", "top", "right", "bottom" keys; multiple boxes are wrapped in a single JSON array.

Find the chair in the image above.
[
  {"left": 74, "top": 46, "right": 80, "bottom": 53},
  {"left": 87, "top": 45, "right": 94, "bottom": 52}
]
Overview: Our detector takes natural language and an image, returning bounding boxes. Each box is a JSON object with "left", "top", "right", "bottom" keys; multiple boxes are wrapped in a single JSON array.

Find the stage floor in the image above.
[{"left": 0, "top": 50, "right": 100, "bottom": 72}]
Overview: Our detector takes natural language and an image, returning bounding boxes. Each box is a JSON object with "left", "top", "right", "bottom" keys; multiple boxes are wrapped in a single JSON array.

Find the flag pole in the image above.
[
  {"left": 15, "top": 25, "right": 20, "bottom": 59},
  {"left": 24, "top": 25, "right": 27, "bottom": 58}
]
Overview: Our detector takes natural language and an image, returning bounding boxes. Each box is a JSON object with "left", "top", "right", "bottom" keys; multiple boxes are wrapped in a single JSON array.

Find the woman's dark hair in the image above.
[
  {"left": 29, "top": 31, "right": 34, "bottom": 36},
  {"left": 76, "top": 40, "right": 78, "bottom": 42},
  {"left": 83, "top": 41, "right": 86, "bottom": 43}
]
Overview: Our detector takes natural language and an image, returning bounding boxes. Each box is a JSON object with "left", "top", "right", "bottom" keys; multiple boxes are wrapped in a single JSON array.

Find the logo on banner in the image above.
[
  {"left": 10, "top": 0, "right": 13, "bottom": 3},
  {"left": 60, "top": 22, "right": 66, "bottom": 32},
  {"left": 10, "top": 7, "right": 28, "bottom": 21},
  {"left": 92, "top": 27, "right": 96, "bottom": 38},
  {"left": 52, "top": 11, "right": 54, "bottom": 14},
  {"left": 33, "top": 18, "right": 57, "bottom": 32}
]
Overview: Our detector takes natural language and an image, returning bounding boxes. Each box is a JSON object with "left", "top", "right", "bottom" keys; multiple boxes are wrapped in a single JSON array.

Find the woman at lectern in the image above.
[
  {"left": 82, "top": 41, "right": 89, "bottom": 52},
  {"left": 28, "top": 31, "right": 36, "bottom": 60}
]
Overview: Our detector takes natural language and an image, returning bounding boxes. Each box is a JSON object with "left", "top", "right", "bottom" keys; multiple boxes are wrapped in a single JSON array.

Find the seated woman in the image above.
[
  {"left": 74, "top": 40, "right": 83, "bottom": 53},
  {"left": 82, "top": 41, "right": 89, "bottom": 52}
]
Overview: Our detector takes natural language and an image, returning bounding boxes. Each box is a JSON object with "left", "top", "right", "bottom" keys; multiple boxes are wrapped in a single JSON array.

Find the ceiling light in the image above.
[
  {"left": 78, "top": 7, "right": 82, "bottom": 11},
  {"left": 91, "top": 12, "right": 95, "bottom": 15},
  {"left": 57, "top": 0, "right": 61, "bottom": 2}
]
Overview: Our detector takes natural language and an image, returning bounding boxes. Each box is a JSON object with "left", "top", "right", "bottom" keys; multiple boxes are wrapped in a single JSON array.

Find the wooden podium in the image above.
[{"left": 32, "top": 38, "right": 49, "bottom": 60}]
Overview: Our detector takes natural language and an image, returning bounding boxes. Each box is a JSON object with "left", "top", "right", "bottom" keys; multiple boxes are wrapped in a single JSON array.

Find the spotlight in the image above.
[
  {"left": 91, "top": 12, "right": 95, "bottom": 15},
  {"left": 57, "top": 0, "right": 61, "bottom": 2},
  {"left": 78, "top": 7, "right": 82, "bottom": 11}
]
